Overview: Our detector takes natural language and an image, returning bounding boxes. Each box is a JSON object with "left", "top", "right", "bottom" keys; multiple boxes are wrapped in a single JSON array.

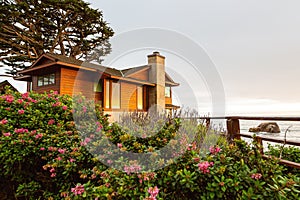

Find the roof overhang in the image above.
[
  {"left": 14, "top": 75, "right": 32, "bottom": 82},
  {"left": 110, "top": 75, "right": 155, "bottom": 86}
]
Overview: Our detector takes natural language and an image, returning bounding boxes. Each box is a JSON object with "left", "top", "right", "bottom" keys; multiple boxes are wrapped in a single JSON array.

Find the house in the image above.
[
  {"left": 15, "top": 52, "right": 179, "bottom": 115},
  {"left": 0, "top": 80, "right": 18, "bottom": 94}
]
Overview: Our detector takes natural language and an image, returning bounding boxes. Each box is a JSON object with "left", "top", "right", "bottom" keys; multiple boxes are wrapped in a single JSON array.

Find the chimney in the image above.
[{"left": 148, "top": 51, "right": 165, "bottom": 111}]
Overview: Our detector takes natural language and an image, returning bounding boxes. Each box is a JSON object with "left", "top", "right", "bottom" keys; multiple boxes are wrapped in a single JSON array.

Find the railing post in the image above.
[
  {"left": 205, "top": 118, "right": 210, "bottom": 129},
  {"left": 226, "top": 118, "right": 240, "bottom": 142},
  {"left": 254, "top": 136, "right": 264, "bottom": 154}
]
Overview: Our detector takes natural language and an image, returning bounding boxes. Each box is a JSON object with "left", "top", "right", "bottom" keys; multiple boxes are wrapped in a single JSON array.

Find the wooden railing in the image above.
[{"left": 194, "top": 116, "right": 300, "bottom": 169}]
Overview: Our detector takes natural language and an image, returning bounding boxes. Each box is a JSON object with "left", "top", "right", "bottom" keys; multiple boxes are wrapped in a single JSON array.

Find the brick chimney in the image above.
[{"left": 148, "top": 51, "right": 165, "bottom": 111}]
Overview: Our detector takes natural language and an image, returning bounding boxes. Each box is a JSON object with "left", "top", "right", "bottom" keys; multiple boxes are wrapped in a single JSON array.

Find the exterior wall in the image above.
[
  {"left": 120, "top": 82, "right": 138, "bottom": 111},
  {"left": 165, "top": 97, "right": 172, "bottom": 105},
  {"left": 31, "top": 66, "right": 60, "bottom": 93},
  {"left": 129, "top": 70, "right": 149, "bottom": 81},
  {"left": 60, "top": 67, "right": 96, "bottom": 99}
]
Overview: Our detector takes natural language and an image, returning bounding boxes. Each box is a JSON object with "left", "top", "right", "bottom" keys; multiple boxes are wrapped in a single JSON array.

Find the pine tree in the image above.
[{"left": 0, "top": 0, "right": 114, "bottom": 75}]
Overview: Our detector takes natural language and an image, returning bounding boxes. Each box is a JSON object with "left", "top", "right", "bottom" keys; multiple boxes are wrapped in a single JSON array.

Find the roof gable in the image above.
[
  {"left": 165, "top": 73, "right": 179, "bottom": 86},
  {"left": 121, "top": 65, "right": 150, "bottom": 78},
  {"left": 0, "top": 80, "right": 18, "bottom": 92}
]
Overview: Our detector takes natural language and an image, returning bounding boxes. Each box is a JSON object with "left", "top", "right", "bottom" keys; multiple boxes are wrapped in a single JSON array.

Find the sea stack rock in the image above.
[{"left": 249, "top": 122, "right": 280, "bottom": 133}]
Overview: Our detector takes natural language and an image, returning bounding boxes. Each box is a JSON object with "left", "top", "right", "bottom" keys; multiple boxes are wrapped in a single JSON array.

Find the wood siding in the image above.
[
  {"left": 31, "top": 66, "right": 60, "bottom": 93},
  {"left": 60, "top": 67, "right": 96, "bottom": 99},
  {"left": 120, "top": 82, "right": 138, "bottom": 110},
  {"left": 128, "top": 70, "right": 149, "bottom": 81},
  {"left": 165, "top": 97, "right": 172, "bottom": 105}
]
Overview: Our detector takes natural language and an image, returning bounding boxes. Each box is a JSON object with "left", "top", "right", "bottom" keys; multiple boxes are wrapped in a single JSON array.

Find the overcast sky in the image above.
[
  {"left": 90, "top": 0, "right": 300, "bottom": 116},
  {"left": 2, "top": 0, "right": 300, "bottom": 116}
]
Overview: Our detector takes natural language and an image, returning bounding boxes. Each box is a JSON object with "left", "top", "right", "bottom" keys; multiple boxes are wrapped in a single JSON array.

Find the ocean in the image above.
[{"left": 209, "top": 119, "right": 300, "bottom": 150}]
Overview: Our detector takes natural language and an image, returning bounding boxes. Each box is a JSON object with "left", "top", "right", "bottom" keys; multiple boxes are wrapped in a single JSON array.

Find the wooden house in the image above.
[{"left": 16, "top": 52, "right": 179, "bottom": 114}]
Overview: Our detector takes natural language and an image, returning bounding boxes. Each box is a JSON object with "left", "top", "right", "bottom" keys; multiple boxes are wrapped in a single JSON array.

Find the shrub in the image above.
[
  {"left": 0, "top": 88, "right": 299, "bottom": 199},
  {"left": 266, "top": 144, "right": 300, "bottom": 176}
]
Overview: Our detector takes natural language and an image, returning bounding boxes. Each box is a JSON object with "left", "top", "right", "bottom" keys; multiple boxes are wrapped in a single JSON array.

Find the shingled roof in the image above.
[{"left": 17, "top": 53, "right": 179, "bottom": 86}]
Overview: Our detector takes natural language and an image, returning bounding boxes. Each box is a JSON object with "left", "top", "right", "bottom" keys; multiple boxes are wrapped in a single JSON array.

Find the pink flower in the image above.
[
  {"left": 82, "top": 106, "right": 87, "bottom": 113},
  {"left": 124, "top": 163, "right": 142, "bottom": 174},
  {"left": 17, "top": 99, "right": 23, "bottom": 104},
  {"left": 4, "top": 95, "right": 14, "bottom": 103},
  {"left": 251, "top": 173, "right": 262, "bottom": 180},
  {"left": 53, "top": 91, "right": 58, "bottom": 95},
  {"left": 62, "top": 105, "right": 68, "bottom": 110},
  {"left": 51, "top": 173, "right": 56, "bottom": 177},
  {"left": 58, "top": 148, "right": 66, "bottom": 154},
  {"left": 198, "top": 161, "right": 214, "bottom": 174},
  {"left": 28, "top": 98, "right": 37, "bottom": 103},
  {"left": 3, "top": 132, "right": 11, "bottom": 137},
  {"left": 50, "top": 168, "right": 55, "bottom": 173},
  {"left": 209, "top": 146, "right": 222, "bottom": 155},
  {"left": 56, "top": 156, "right": 62, "bottom": 161},
  {"left": 15, "top": 128, "right": 29, "bottom": 134},
  {"left": 40, "top": 147, "right": 45, "bottom": 151},
  {"left": 48, "top": 146, "right": 56, "bottom": 151},
  {"left": 35, "top": 133, "right": 43, "bottom": 139},
  {"left": 71, "top": 184, "right": 85, "bottom": 196},
  {"left": 52, "top": 102, "right": 60, "bottom": 107},
  {"left": 22, "top": 92, "right": 29, "bottom": 99},
  {"left": 148, "top": 186, "right": 159, "bottom": 199},
  {"left": 0, "top": 119, "right": 8, "bottom": 125},
  {"left": 48, "top": 119, "right": 55, "bottom": 125},
  {"left": 18, "top": 109, "right": 25, "bottom": 114},
  {"left": 117, "top": 143, "right": 122, "bottom": 148},
  {"left": 107, "top": 160, "right": 113, "bottom": 164},
  {"left": 69, "top": 158, "right": 75, "bottom": 163},
  {"left": 81, "top": 137, "right": 91, "bottom": 146}
]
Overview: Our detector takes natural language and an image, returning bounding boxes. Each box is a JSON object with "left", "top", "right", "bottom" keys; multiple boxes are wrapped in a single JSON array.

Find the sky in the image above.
[{"left": 2, "top": 0, "right": 300, "bottom": 116}]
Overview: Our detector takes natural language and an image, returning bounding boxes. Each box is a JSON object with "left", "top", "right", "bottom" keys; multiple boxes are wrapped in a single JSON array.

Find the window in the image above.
[
  {"left": 165, "top": 86, "right": 171, "bottom": 97},
  {"left": 104, "top": 80, "right": 121, "bottom": 109},
  {"left": 137, "top": 86, "right": 143, "bottom": 110},
  {"left": 94, "top": 80, "right": 103, "bottom": 92},
  {"left": 37, "top": 73, "right": 55, "bottom": 86},
  {"left": 112, "top": 82, "right": 121, "bottom": 109},
  {"left": 105, "top": 80, "right": 110, "bottom": 109}
]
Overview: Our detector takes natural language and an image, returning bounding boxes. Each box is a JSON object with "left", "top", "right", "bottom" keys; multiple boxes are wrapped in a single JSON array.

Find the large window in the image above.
[
  {"left": 165, "top": 86, "right": 171, "bottom": 97},
  {"left": 37, "top": 73, "right": 55, "bottom": 86},
  {"left": 112, "top": 82, "right": 120, "bottom": 109},
  {"left": 137, "top": 86, "right": 143, "bottom": 110},
  {"left": 105, "top": 80, "right": 121, "bottom": 109}
]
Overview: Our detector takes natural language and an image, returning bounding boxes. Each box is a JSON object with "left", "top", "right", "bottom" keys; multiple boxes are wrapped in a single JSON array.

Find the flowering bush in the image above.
[{"left": 0, "top": 88, "right": 299, "bottom": 199}]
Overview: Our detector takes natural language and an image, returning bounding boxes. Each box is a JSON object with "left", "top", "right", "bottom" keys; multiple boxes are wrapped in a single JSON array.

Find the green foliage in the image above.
[
  {"left": 0, "top": 0, "right": 114, "bottom": 75},
  {"left": 0, "top": 89, "right": 299, "bottom": 199},
  {"left": 266, "top": 144, "right": 300, "bottom": 176}
]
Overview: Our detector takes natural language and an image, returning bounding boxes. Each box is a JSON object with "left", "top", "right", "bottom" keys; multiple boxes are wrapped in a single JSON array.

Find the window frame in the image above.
[
  {"left": 111, "top": 81, "right": 121, "bottom": 109},
  {"left": 165, "top": 86, "right": 171, "bottom": 98},
  {"left": 137, "top": 85, "right": 143, "bottom": 110},
  {"left": 104, "top": 79, "right": 121, "bottom": 110},
  {"left": 37, "top": 73, "right": 55, "bottom": 87}
]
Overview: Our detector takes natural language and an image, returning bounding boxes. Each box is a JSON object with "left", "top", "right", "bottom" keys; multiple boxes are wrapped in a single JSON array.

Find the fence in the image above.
[{"left": 196, "top": 116, "right": 300, "bottom": 169}]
